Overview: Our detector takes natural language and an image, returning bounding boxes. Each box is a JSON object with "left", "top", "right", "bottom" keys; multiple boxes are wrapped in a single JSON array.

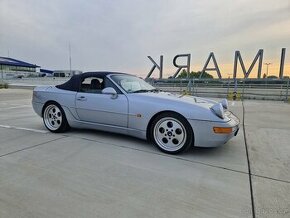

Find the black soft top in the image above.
[{"left": 56, "top": 71, "right": 126, "bottom": 92}]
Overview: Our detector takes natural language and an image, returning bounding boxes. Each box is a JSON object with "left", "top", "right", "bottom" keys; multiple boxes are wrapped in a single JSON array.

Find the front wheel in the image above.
[
  {"left": 150, "top": 112, "right": 193, "bottom": 154},
  {"left": 43, "top": 103, "right": 69, "bottom": 133}
]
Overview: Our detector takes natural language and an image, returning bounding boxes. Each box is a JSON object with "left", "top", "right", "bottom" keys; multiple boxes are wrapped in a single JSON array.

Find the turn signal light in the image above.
[{"left": 213, "top": 127, "right": 233, "bottom": 134}]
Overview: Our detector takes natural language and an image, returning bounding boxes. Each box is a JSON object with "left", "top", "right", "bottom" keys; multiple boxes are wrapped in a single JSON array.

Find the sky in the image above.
[{"left": 0, "top": 0, "right": 290, "bottom": 78}]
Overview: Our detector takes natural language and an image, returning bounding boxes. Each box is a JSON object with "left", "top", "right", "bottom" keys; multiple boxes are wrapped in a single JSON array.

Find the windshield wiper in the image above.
[
  {"left": 131, "top": 89, "right": 150, "bottom": 93},
  {"left": 131, "top": 89, "right": 157, "bottom": 93},
  {"left": 151, "top": 89, "right": 159, "bottom": 92}
]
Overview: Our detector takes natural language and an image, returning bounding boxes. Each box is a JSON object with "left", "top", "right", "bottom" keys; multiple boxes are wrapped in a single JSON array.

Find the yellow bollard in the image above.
[{"left": 228, "top": 92, "right": 241, "bottom": 101}]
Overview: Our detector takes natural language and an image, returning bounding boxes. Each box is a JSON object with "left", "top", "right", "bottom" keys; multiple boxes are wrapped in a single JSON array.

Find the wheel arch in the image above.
[
  {"left": 146, "top": 110, "right": 194, "bottom": 143},
  {"left": 42, "top": 100, "right": 70, "bottom": 132}
]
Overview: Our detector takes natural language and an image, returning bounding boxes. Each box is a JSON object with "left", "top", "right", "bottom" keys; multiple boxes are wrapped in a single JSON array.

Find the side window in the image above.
[
  {"left": 104, "top": 77, "right": 123, "bottom": 94},
  {"left": 80, "top": 77, "right": 103, "bottom": 93}
]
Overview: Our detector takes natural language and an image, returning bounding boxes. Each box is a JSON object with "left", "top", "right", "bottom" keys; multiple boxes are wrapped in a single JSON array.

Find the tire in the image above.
[
  {"left": 43, "top": 102, "right": 69, "bottom": 133},
  {"left": 150, "top": 112, "right": 193, "bottom": 154}
]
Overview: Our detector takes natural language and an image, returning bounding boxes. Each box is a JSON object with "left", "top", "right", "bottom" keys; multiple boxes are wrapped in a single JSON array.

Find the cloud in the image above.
[{"left": 0, "top": 0, "right": 289, "bottom": 77}]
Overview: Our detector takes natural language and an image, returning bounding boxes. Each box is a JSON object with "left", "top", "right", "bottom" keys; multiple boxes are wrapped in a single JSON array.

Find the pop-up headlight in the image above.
[
  {"left": 220, "top": 99, "right": 228, "bottom": 110},
  {"left": 210, "top": 103, "right": 225, "bottom": 119}
]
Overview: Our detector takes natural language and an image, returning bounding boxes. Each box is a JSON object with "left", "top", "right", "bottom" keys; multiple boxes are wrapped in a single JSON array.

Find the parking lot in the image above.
[{"left": 0, "top": 89, "right": 289, "bottom": 218}]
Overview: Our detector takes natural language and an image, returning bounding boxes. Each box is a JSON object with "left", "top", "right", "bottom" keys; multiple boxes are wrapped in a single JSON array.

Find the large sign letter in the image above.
[
  {"left": 172, "top": 54, "right": 191, "bottom": 78},
  {"left": 279, "top": 48, "right": 286, "bottom": 79},
  {"left": 201, "top": 52, "right": 222, "bottom": 79},
  {"left": 146, "top": 55, "right": 163, "bottom": 79},
  {"left": 233, "top": 49, "right": 264, "bottom": 78}
]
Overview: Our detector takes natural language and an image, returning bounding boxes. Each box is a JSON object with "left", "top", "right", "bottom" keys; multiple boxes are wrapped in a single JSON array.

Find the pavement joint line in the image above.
[
  {"left": 73, "top": 136, "right": 290, "bottom": 184},
  {"left": 242, "top": 100, "right": 256, "bottom": 218},
  {"left": 0, "top": 124, "right": 48, "bottom": 133},
  {"left": 0, "top": 136, "right": 67, "bottom": 159},
  {"left": 251, "top": 174, "right": 290, "bottom": 184},
  {"left": 243, "top": 124, "right": 290, "bottom": 130},
  {"left": 62, "top": 134, "right": 290, "bottom": 184},
  {"left": 63, "top": 134, "right": 250, "bottom": 176},
  {"left": 1, "top": 123, "right": 288, "bottom": 185}
]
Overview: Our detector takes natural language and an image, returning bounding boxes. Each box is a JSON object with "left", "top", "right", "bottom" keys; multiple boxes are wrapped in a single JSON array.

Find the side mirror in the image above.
[{"left": 102, "top": 87, "right": 118, "bottom": 99}]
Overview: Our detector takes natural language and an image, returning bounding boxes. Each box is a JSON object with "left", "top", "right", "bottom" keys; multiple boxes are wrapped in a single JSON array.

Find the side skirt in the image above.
[{"left": 68, "top": 119, "right": 147, "bottom": 140}]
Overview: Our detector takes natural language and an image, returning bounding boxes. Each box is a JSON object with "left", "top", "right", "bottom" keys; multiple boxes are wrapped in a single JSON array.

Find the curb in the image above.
[{"left": 8, "top": 84, "right": 36, "bottom": 90}]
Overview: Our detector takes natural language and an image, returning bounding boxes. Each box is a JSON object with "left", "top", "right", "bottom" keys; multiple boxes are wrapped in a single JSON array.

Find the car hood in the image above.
[
  {"left": 128, "top": 91, "right": 228, "bottom": 122},
  {"left": 134, "top": 92, "right": 217, "bottom": 109}
]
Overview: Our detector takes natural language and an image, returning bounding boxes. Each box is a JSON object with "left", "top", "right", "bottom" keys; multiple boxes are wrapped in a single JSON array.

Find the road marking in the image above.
[
  {"left": 0, "top": 105, "right": 31, "bottom": 110},
  {"left": 0, "top": 124, "right": 48, "bottom": 133}
]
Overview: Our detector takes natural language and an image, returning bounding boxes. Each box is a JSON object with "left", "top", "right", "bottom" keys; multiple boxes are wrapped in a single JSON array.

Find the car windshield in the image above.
[{"left": 111, "top": 75, "right": 156, "bottom": 93}]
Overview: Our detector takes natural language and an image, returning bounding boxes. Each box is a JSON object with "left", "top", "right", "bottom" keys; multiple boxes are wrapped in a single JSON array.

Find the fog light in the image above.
[{"left": 213, "top": 127, "right": 233, "bottom": 134}]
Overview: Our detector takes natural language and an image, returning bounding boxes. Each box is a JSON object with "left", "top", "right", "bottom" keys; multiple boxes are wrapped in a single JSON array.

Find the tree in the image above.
[
  {"left": 267, "top": 75, "right": 278, "bottom": 79},
  {"left": 177, "top": 69, "right": 214, "bottom": 79}
]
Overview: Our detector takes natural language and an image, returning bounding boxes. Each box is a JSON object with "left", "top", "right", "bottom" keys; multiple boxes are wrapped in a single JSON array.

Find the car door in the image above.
[{"left": 75, "top": 76, "right": 128, "bottom": 127}]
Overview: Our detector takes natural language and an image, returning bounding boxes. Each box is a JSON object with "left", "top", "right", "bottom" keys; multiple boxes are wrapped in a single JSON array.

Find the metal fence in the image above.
[{"left": 148, "top": 78, "right": 290, "bottom": 102}]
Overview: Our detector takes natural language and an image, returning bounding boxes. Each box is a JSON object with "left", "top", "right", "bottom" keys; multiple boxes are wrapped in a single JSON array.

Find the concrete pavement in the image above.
[
  {"left": 243, "top": 101, "right": 290, "bottom": 218},
  {"left": 0, "top": 89, "right": 289, "bottom": 217}
]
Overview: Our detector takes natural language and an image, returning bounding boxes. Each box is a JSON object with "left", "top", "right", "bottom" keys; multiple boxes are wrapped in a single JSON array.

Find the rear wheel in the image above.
[
  {"left": 150, "top": 112, "right": 193, "bottom": 154},
  {"left": 43, "top": 103, "right": 69, "bottom": 133}
]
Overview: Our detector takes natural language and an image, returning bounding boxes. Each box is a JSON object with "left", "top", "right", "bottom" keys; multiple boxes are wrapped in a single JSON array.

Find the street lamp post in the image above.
[
  {"left": 264, "top": 63, "right": 271, "bottom": 89},
  {"left": 226, "top": 73, "right": 231, "bottom": 97},
  {"left": 264, "top": 62, "right": 271, "bottom": 78}
]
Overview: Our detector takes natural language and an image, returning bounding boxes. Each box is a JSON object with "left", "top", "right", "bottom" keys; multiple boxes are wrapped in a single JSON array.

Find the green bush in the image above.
[{"left": 0, "top": 82, "right": 8, "bottom": 89}]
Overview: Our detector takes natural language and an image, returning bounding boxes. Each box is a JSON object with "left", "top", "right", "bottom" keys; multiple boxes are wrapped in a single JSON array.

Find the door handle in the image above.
[{"left": 77, "top": 96, "right": 87, "bottom": 101}]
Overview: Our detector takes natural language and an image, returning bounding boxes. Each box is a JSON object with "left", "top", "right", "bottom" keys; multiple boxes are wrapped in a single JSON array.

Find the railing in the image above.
[{"left": 147, "top": 78, "right": 290, "bottom": 102}]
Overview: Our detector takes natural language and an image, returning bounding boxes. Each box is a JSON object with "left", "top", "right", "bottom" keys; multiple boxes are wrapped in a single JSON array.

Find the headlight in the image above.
[
  {"left": 211, "top": 103, "right": 225, "bottom": 119},
  {"left": 220, "top": 99, "right": 228, "bottom": 109}
]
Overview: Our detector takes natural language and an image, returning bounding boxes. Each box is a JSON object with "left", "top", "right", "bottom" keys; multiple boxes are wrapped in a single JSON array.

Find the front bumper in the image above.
[{"left": 188, "top": 111, "right": 240, "bottom": 147}]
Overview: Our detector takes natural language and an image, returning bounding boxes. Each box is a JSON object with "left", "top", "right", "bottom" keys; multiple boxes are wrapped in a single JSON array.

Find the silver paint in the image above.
[{"left": 32, "top": 74, "right": 240, "bottom": 148}]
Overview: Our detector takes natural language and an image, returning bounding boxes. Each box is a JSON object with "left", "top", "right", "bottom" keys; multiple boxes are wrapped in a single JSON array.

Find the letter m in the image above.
[{"left": 233, "top": 49, "right": 264, "bottom": 78}]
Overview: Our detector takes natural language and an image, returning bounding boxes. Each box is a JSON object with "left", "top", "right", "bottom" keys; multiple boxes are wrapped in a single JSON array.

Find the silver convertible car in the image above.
[{"left": 32, "top": 72, "right": 239, "bottom": 154}]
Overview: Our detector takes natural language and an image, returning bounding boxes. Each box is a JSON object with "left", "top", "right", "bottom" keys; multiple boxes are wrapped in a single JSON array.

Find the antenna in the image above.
[{"left": 69, "top": 42, "right": 72, "bottom": 75}]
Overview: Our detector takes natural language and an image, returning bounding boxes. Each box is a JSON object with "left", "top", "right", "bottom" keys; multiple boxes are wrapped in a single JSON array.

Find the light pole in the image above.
[
  {"left": 264, "top": 63, "right": 271, "bottom": 89},
  {"left": 69, "top": 42, "right": 72, "bottom": 76},
  {"left": 227, "top": 73, "right": 231, "bottom": 97},
  {"left": 1, "top": 65, "right": 3, "bottom": 81},
  {"left": 264, "top": 62, "right": 271, "bottom": 78}
]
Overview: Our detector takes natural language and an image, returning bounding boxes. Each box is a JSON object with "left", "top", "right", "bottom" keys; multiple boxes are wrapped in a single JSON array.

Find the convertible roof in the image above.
[
  {"left": 56, "top": 71, "right": 127, "bottom": 92},
  {"left": 79, "top": 71, "right": 126, "bottom": 78}
]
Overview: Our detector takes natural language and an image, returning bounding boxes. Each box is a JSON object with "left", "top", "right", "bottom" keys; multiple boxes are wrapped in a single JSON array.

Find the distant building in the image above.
[
  {"left": 0, "top": 56, "right": 40, "bottom": 79},
  {"left": 40, "top": 69, "right": 54, "bottom": 77},
  {"left": 53, "top": 70, "right": 82, "bottom": 77}
]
